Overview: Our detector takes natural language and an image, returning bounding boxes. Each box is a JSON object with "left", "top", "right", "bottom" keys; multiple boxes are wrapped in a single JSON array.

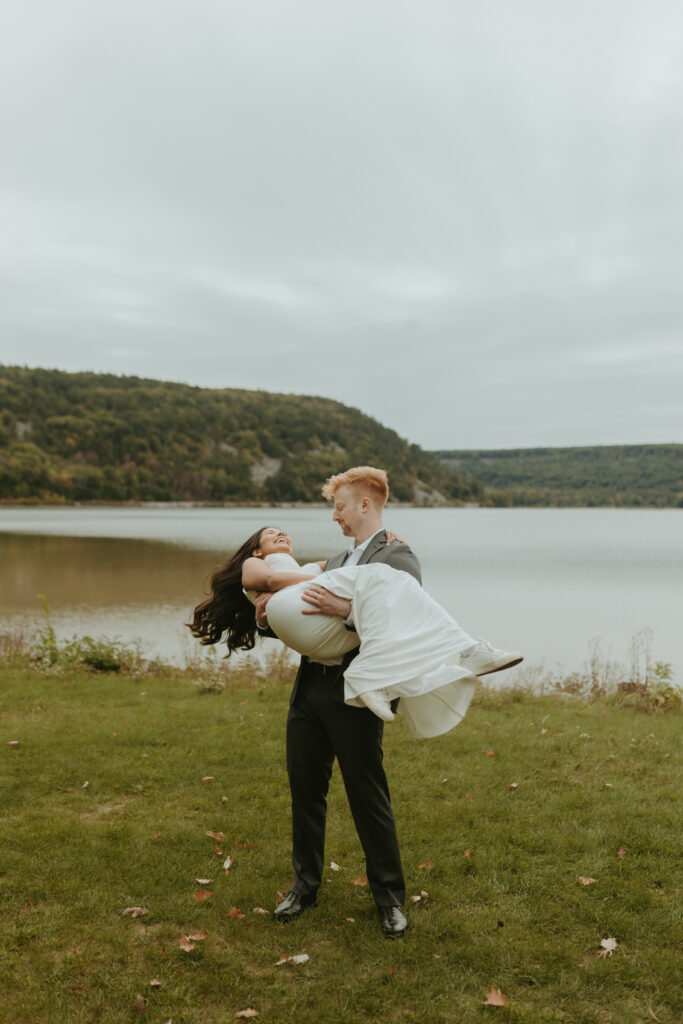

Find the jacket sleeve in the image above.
[{"left": 256, "top": 623, "right": 278, "bottom": 640}]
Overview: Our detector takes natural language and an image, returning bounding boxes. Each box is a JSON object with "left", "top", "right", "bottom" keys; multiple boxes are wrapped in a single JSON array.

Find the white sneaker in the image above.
[
  {"left": 358, "top": 688, "right": 394, "bottom": 722},
  {"left": 459, "top": 640, "right": 523, "bottom": 676}
]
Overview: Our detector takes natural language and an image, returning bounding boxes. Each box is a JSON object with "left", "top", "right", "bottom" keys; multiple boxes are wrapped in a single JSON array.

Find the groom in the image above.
[{"left": 255, "top": 466, "right": 418, "bottom": 936}]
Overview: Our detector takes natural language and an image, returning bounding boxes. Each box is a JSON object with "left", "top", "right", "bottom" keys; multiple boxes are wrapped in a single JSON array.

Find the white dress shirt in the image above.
[
  {"left": 341, "top": 528, "right": 384, "bottom": 628},
  {"left": 343, "top": 528, "right": 384, "bottom": 567}
]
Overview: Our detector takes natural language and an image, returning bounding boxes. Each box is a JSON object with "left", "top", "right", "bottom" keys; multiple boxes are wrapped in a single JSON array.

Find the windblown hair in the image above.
[
  {"left": 188, "top": 527, "right": 270, "bottom": 655},
  {"left": 321, "top": 466, "right": 389, "bottom": 507}
]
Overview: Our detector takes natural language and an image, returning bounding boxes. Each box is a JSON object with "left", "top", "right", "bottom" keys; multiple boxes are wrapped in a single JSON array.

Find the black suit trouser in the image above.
[{"left": 286, "top": 659, "right": 405, "bottom": 908}]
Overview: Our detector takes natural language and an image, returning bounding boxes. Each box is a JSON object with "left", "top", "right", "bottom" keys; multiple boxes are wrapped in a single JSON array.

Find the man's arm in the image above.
[
  {"left": 300, "top": 587, "right": 352, "bottom": 619},
  {"left": 300, "top": 540, "right": 421, "bottom": 621},
  {"left": 254, "top": 592, "right": 276, "bottom": 636}
]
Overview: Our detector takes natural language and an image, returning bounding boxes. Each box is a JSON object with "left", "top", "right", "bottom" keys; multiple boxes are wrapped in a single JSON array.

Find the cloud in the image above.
[{"left": 1, "top": 0, "right": 683, "bottom": 447}]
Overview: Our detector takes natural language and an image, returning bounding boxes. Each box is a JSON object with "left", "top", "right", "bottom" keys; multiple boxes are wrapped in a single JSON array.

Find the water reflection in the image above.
[
  {"left": 1, "top": 508, "right": 681, "bottom": 679},
  {"left": 0, "top": 532, "right": 225, "bottom": 611}
]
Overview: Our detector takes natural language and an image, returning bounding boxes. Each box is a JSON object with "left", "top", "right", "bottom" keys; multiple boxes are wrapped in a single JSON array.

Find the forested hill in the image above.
[
  {"left": 0, "top": 365, "right": 488, "bottom": 505},
  {"left": 434, "top": 445, "right": 683, "bottom": 508}
]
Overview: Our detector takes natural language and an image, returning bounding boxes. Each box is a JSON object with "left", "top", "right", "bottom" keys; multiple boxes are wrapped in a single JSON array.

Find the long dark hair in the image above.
[{"left": 188, "top": 526, "right": 271, "bottom": 655}]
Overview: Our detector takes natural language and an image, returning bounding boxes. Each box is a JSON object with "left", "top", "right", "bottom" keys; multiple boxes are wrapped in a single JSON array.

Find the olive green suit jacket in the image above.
[{"left": 289, "top": 529, "right": 421, "bottom": 705}]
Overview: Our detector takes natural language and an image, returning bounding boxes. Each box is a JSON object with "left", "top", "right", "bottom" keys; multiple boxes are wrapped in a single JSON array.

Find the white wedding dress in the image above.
[{"left": 248, "top": 552, "right": 477, "bottom": 739}]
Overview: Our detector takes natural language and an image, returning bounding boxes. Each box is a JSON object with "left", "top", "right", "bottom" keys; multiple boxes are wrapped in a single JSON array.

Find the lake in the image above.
[{"left": 0, "top": 506, "right": 681, "bottom": 684}]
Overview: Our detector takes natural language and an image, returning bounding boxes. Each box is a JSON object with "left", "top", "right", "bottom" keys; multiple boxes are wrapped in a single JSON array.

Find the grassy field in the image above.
[{"left": 1, "top": 663, "right": 680, "bottom": 1024}]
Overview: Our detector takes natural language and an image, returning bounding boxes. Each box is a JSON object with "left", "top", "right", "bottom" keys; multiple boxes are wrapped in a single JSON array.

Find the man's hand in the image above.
[
  {"left": 254, "top": 591, "right": 273, "bottom": 628},
  {"left": 385, "top": 530, "right": 405, "bottom": 545},
  {"left": 301, "top": 585, "right": 352, "bottom": 619}
]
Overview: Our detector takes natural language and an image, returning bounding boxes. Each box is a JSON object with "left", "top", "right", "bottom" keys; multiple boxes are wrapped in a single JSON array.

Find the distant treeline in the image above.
[
  {"left": 434, "top": 445, "right": 683, "bottom": 508},
  {"left": 0, "top": 365, "right": 491, "bottom": 505}
]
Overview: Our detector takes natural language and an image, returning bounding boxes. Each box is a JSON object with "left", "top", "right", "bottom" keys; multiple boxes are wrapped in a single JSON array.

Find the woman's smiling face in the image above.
[{"left": 253, "top": 528, "right": 294, "bottom": 557}]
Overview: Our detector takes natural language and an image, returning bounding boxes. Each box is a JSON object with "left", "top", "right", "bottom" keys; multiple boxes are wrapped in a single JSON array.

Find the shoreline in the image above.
[
  {"left": 0, "top": 499, "right": 481, "bottom": 510},
  {"left": 0, "top": 500, "right": 679, "bottom": 511}
]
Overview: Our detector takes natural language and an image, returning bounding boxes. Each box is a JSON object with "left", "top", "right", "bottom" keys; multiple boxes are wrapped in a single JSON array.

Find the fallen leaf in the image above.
[
  {"left": 344, "top": 916, "right": 355, "bottom": 923},
  {"left": 235, "top": 1012, "right": 258, "bottom": 1020},
  {"left": 178, "top": 937, "right": 196, "bottom": 952},
  {"left": 598, "top": 937, "right": 618, "bottom": 957},
  {"left": 122, "top": 907, "right": 149, "bottom": 919},
  {"left": 149, "top": 979, "right": 161, "bottom": 988},
  {"left": 483, "top": 985, "right": 508, "bottom": 1006},
  {"left": 61, "top": 787, "right": 74, "bottom": 793},
  {"left": 578, "top": 877, "right": 598, "bottom": 886},
  {"left": 418, "top": 861, "right": 434, "bottom": 869},
  {"left": 186, "top": 931, "right": 208, "bottom": 941},
  {"left": 463, "top": 849, "right": 472, "bottom": 859},
  {"left": 579, "top": 733, "right": 590, "bottom": 739},
  {"left": 202, "top": 776, "right": 215, "bottom": 783},
  {"left": 540, "top": 728, "right": 548, "bottom": 735},
  {"left": 330, "top": 861, "right": 341, "bottom": 871},
  {"left": 387, "top": 965, "right": 395, "bottom": 977},
  {"left": 617, "top": 845, "right": 627, "bottom": 860},
  {"left": 205, "top": 830, "right": 226, "bottom": 841},
  {"left": 223, "top": 855, "right": 233, "bottom": 872},
  {"left": 484, "top": 749, "right": 495, "bottom": 758},
  {"left": 81, "top": 781, "right": 89, "bottom": 788},
  {"left": 214, "top": 845, "right": 223, "bottom": 856},
  {"left": 420, "top": 890, "right": 430, "bottom": 898},
  {"left": 441, "top": 777, "right": 448, "bottom": 783},
  {"left": 133, "top": 993, "right": 146, "bottom": 1014},
  {"left": 506, "top": 783, "right": 518, "bottom": 790},
  {"left": 411, "top": 894, "right": 422, "bottom": 903},
  {"left": 252, "top": 907, "right": 268, "bottom": 915},
  {"left": 239, "top": 842, "right": 255, "bottom": 849},
  {"left": 193, "top": 890, "right": 213, "bottom": 902},
  {"left": 465, "top": 794, "right": 474, "bottom": 803},
  {"left": 196, "top": 878, "right": 213, "bottom": 885},
  {"left": 221, "top": 796, "right": 228, "bottom": 804},
  {"left": 351, "top": 876, "right": 368, "bottom": 886},
  {"left": 275, "top": 953, "right": 309, "bottom": 966},
  {"left": 226, "top": 906, "right": 245, "bottom": 919},
  {"left": 444, "top": 799, "right": 453, "bottom": 806},
  {"left": 6, "top": 741, "right": 19, "bottom": 748},
  {"left": 602, "top": 783, "right": 614, "bottom": 789}
]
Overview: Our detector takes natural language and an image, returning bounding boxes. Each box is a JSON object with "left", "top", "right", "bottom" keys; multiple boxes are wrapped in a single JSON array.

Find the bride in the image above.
[{"left": 189, "top": 527, "right": 520, "bottom": 739}]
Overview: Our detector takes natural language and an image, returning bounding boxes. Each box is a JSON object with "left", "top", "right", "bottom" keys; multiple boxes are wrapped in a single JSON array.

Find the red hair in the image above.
[{"left": 321, "top": 466, "right": 389, "bottom": 507}]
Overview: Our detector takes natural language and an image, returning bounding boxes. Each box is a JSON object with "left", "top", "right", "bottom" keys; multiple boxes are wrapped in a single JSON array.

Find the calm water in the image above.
[{"left": 0, "top": 507, "right": 681, "bottom": 682}]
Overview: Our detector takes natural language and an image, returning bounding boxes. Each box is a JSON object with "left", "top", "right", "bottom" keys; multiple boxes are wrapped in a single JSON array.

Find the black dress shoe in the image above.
[
  {"left": 273, "top": 891, "right": 317, "bottom": 922},
  {"left": 379, "top": 905, "right": 408, "bottom": 937}
]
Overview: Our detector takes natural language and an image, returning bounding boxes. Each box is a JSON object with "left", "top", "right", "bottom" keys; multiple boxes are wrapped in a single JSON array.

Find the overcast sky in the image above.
[{"left": 1, "top": 1, "right": 682, "bottom": 449}]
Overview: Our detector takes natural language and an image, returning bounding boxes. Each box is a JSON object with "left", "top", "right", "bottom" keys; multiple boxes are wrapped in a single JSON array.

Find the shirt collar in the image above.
[{"left": 348, "top": 527, "right": 384, "bottom": 556}]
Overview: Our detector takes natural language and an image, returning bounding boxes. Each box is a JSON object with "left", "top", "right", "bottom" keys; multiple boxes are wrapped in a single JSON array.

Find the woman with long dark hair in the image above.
[
  {"left": 189, "top": 526, "right": 512, "bottom": 739},
  {"left": 189, "top": 527, "right": 270, "bottom": 654}
]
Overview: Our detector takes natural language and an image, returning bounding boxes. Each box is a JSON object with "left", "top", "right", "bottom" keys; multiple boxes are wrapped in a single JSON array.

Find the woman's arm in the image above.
[{"left": 242, "top": 557, "right": 316, "bottom": 592}]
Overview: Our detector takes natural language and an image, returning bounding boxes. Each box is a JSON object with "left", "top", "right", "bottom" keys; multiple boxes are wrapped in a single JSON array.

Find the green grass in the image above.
[{"left": 1, "top": 667, "right": 680, "bottom": 1023}]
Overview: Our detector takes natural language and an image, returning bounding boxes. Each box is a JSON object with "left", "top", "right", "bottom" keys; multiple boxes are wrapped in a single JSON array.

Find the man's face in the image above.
[{"left": 331, "top": 485, "right": 365, "bottom": 537}]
